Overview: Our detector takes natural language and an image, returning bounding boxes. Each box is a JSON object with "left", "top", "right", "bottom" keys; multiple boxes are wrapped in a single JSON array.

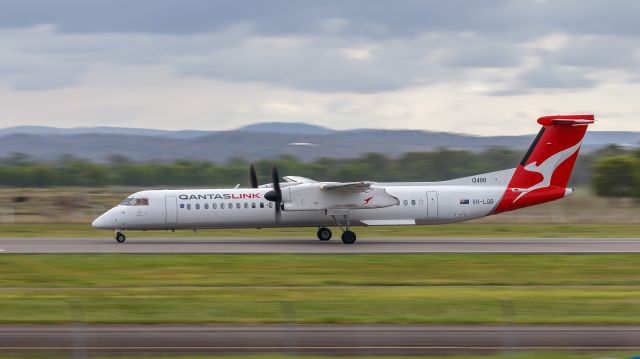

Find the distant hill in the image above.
[
  {"left": 0, "top": 122, "right": 333, "bottom": 138},
  {"left": 0, "top": 124, "right": 636, "bottom": 163},
  {"left": 0, "top": 126, "right": 212, "bottom": 139},
  {"left": 236, "top": 122, "right": 333, "bottom": 135}
]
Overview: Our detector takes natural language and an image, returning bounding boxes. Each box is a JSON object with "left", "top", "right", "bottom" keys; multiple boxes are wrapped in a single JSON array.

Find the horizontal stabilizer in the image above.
[{"left": 537, "top": 114, "right": 595, "bottom": 125}]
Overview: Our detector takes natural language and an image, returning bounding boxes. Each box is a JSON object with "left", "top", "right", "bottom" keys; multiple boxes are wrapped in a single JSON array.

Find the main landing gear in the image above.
[
  {"left": 329, "top": 212, "right": 357, "bottom": 244},
  {"left": 317, "top": 227, "right": 332, "bottom": 241},
  {"left": 316, "top": 226, "right": 356, "bottom": 244},
  {"left": 115, "top": 232, "right": 126, "bottom": 243},
  {"left": 341, "top": 230, "right": 356, "bottom": 245}
]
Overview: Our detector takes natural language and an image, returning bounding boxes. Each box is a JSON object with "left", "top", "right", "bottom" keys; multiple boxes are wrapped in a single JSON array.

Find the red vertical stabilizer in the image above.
[{"left": 495, "top": 114, "right": 594, "bottom": 213}]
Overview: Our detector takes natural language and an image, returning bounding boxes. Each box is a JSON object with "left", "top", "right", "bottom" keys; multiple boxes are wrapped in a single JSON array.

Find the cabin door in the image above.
[
  {"left": 165, "top": 196, "right": 178, "bottom": 224},
  {"left": 427, "top": 191, "right": 438, "bottom": 219}
]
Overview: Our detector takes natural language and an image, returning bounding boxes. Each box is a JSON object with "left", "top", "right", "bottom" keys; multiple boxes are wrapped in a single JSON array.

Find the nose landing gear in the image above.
[{"left": 115, "top": 232, "right": 126, "bottom": 243}]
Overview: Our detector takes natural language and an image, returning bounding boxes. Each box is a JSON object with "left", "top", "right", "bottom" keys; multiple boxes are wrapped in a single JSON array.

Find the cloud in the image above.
[
  {"left": 511, "top": 66, "right": 597, "bottom": 95},
  {"left": 0, "top": 1, "right": 640, "bottom": 133},
  {"left": 0, "top": 25, "right": 572, "bottom": 93},
  {"left": 545, "top": 35, "right": 640, "bottom": 69},
  {"left": 1, "top": 2, "right": 640, "bottom": 94},
  {"left": 2, "top": 0, "right": 639, "bottom": 38}
]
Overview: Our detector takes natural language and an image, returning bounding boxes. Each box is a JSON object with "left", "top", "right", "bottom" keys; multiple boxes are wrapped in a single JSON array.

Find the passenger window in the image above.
[
  {"left": 260, "top": 203, "right": 264, "bottom": 208},
  {"left": 403, "top": 200, "right": 408, "bottom": 206},
  {"left": 236, "top": 203, "right": 241, "bottom": 209},
  {"left": 187, "top": 204, "right": 191, "bottom": 210},
  {"left": 221, "top": 203, "right": 225, "bottom": 209},
  {"left": 252, "top": 203, "right": 256, "bottom": 208},
  {"left": 213, "top": 203, "right": 217, "bottom": 209},
  {"left": 411, "top": 200, "right": 416, "bottom": 206},
  {"left": 229, "top": 203, "right": 233, "bottom": 210},
  {"left": 195, "top": 204, "right": 200, "bottom": 210},
  {"left": 419, "top": 199, "right": 424, "bottom": 206},
  {"left": 180, "top": 204, "right": 185, "bottom": 209},
  {"left": 204, "top": 204, "right": 209, "bottom": 209},
  {"left": 268, "top": 202, "right": 273, "bottom": 208},
  {"left": 244, "top": 203, "right": 248, "bottom": 209}
]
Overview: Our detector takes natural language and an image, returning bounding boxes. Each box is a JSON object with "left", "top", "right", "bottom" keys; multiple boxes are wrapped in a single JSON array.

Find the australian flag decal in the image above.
[{"left": 460, "top": 199, "right": 469, "bottom": 204}]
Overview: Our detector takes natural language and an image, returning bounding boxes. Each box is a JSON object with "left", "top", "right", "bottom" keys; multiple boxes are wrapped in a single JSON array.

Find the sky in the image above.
[{"left": 0, "top": 0, "right": 638, "bottom": 135}]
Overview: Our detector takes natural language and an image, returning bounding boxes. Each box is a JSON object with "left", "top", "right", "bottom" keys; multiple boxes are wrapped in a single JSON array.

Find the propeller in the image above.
[
  {"left": 249, "top": 164, "right": 258, "bottom": 188},
  {"left": 264, "top": 165, "right": 282, "bottom": 223}
]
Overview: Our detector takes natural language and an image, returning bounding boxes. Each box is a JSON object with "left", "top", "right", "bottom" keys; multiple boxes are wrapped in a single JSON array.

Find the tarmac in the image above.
[
  {"left": 0, "top": 237, "right": 640, "bottom": 253},
  {"left": 1, "top": 324, "right": 639, "bottom": 355}
]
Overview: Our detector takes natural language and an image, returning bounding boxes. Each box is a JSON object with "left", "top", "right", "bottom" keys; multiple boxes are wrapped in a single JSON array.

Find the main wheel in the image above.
[
  {"left": 341, "top": 230, "right": 356, "bottom": 244},
  {"left": 317, "top": 227, "right": 332, "bottom": 241},
  {"left": 115, "top": 232, "right": 126, "bottom": 243}
]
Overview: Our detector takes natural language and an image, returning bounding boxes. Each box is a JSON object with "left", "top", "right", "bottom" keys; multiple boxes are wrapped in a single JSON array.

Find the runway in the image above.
[
  {"left": 1, "top": 324, "right": 639, "bottom": 355},
  {"left": 0, "top": 237, "right": 639, "bottom": 253}
]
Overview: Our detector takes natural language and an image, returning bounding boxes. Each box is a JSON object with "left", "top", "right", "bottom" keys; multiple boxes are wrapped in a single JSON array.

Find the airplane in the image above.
[{"left": 92, "top": 114, "right": 594, "bottom": 244}]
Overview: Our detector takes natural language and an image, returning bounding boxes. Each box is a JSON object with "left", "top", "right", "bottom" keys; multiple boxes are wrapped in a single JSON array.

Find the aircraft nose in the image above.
[
  {"left": 92, "top": 211, "right": 113, "bottom": 229},
  {"left": 91, "top": 214, "right": 105, "bottom": 229}
]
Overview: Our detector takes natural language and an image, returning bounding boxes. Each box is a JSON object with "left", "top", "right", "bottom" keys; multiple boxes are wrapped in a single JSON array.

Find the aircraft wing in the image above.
[
  {"left": 320, "top": 181, "right": 373, "bottom": 191},
  {"left": 283, "top": 176, "right": 317, "bottom": 183}
]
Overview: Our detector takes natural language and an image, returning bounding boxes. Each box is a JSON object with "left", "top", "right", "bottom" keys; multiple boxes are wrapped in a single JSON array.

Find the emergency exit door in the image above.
[
  {"left": 165, "top": 196, "right": 177, "bottom": 224},
  {"left": 427, "top": 191, "right": 438, "bottom": 219}
]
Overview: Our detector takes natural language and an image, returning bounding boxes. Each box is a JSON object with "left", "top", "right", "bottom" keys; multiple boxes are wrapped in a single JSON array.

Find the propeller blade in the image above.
[
  {"left": 271, "top": 165, "right": 282, "bottom": 223},
  {"left": 249, "top": 164, "right": 258, "bottom": 188},
  {"left": 275, "top": 202, "right": 282, "bottom": 223},
  {"left": 271, "top": 165, "right": 281, "bottom": 196}
]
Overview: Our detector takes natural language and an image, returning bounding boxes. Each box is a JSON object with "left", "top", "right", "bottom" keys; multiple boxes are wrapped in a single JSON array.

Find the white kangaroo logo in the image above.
[{"left": 513, "top": 141, "right": 582, "bottom": 203}]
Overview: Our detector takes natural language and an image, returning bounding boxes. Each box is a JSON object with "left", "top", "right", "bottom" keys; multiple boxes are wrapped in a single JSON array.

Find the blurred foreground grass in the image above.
[
  {"left": 1, "top": 223, "right": 640, "bottom": 237},
  {"left": 1, "top": 254, "right": 639, "bottom": 324}
]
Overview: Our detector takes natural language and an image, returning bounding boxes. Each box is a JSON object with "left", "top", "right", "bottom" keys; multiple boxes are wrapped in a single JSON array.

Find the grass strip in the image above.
[
  {"left": 0, "top": 254, "right": 639, "bottom": 324},
  {"left": 1, "top": 254, "right": 640, "bottom": 287},
  {"left": 1, "top": 286, "right": 640, "bottom": 324}
]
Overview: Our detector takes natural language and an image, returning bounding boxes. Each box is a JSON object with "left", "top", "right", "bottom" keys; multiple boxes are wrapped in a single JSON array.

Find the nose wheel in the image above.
[
  {"left": 317, "top": 227, "right": 332, "bottom": 241},
  {"left": 115, "top": 232, "right": 126, "bottom": 243}
]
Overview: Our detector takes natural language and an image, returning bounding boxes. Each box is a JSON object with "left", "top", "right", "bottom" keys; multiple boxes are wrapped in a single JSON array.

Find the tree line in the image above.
[
  {"left": 592, "top": 151, "right": 640, "bottom": 198},
  {"left": 0, "top": 146, "right": 637, "bottom": 198}
]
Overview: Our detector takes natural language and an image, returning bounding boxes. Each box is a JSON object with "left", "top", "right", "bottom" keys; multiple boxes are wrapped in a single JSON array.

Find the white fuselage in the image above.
[{"left": 92, "top": 168, "right": 544, "bottom": 231}]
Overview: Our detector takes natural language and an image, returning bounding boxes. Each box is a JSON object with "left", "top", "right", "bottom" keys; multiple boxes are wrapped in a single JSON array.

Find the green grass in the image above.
[
  {"left": 1, "top": 223, "right": 640, "bottom": 237},
  {"left": 2, "top": 254, "right": 640, "bottom": 287},
  {"left": 1, "top": 254, "right": 640, "bottom": 324},
  {"left": 4, "top": 286, "right": 640, "bottom": 324}
]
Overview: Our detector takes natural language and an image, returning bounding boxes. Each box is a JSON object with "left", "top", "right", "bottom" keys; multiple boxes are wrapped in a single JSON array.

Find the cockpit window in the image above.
[{"left": 119, "top": 197, "right": 149, "bottom": 206}]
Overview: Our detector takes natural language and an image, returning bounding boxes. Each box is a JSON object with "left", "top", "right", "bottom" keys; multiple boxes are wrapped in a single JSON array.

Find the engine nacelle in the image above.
[{"left": 281, "top": 183, "right": 399, "bottom": 211}]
